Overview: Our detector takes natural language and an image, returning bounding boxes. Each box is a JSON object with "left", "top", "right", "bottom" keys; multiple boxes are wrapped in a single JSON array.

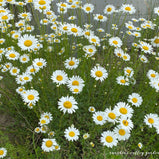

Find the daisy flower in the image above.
[
  {"left": 114, "top": 126, "right": 131, "bottom": 141},
  {"left": 100, "top": 131, "right": 118, "bottom": 148},
  {"left": 19, "top": 54, "right": 30, "bottom": 63},
  {"left": 140, "top": 41, "right": 153, "bottom": 54},
  {"left": 34, "top": 127, "right": 41, "bottom": 133},
  {"left": 103, "top": 5, "right": 115, "bottom": 15},
  {"left": 10, "top": 67, "right": 20, "bottom": 76},
  {"left": 82, "top": 3, "right": 94, "bottom": 13},
  {"left": 40, "top": 112, "right": 53, "bottom": 122},
  {"left": 116, "top": 76, "right": 130, "bottom": 86},
  {"left": 114, "top": 102, "right": 134, "bottom": 118},
  {"left": 89, "top": 35, "right": 100, "bottom": 46},
  {"left": 139, "top": 55, "right": 148, "bottom": 63},
  {"left": 64, "top": 125, "right": 80, "bottom": 141},
  {"left": 88, "top": 106, "right": 96, "bottom": 113},
  {"left": 122, "top": 53, "right": 130, "bottom": 61},
  {"left": 18, "top": 34, "right": 38, "bottom": 51},
  {"left": 124, "top": 67, "right": 134, "bottom": 77},
  {"left": 114, "top": 48, "right": 124, "bottom": 58},
  {"left": 151, "top": 36, "right": 159, "bottom": 47},
  {"left": 41, "top": 138, "right": 57, "bottom": 152},
  {"left": 154, "top": 7, "right": 159, "bottom": 16},
  {"left": 144, "top": 113, "right": 159, "bottom": 128},
  {"left": 83, "top": 133, "right": 90, "bottom": 139},
  {"left": 147, "top": 69, "right": 159, "bottom": 80},
  {"left": 92, "top": 111, "right": 107, "bottom": 125},
  {"left": 138, "top": 142, "right": 143, "bottom": 149},
  {"left": 39, "top": 117, "right": 50, "bottom": 126},
  {"left": 51, "top": 70, "right": 68, "bottom": 85},
  {"left": 109, "top": 37, "right": 122, "bottom": 47},
  {"left": 68, "top": 24, "right": 83, "bottom": 36},
  {"left": 0, "top": 148, "right": 7, "bottom": 158},
  {"left": 67, "top": 75, "right": 85, "bottom": 88},
  {"left": 91, "top": 65, "right": 108, "bottom": 82},
  {"left": 5, "top": 50, "right": 20, "bottom": 61},
  {"left": 127, "top": 93, "right": 143, "bottom": 107},
  {"left": 32, "top": 58, "right": 47, "bottom": 69},
  {"left": 26, "top": 65, "right": 40, "bottom": 75},
  {"left": 58, "top": 96, "right": 78, "bottom": 114},
  {"left": 94, "top": 14, "right": 107, "bottom": 22},
  {"left": 105, "top": 108, "right": 119, "bottom": 123},
  {"left": 119, "top": 117, "right": 134, "bottom": 130},
  {"left": 64, "top": 57, "right": 79, "bottom": 70},
  {"left": 120, "top": 4, "right": 136, "bottom": 14},
  {"left": 69, "top": 86, "right": 83, "bottom": 94},
  {"left": 83, "top": 45, "right": 97, "bottom": 57},
  {"left": 22, "top": 89, "right": 39, "bottom": 105}
]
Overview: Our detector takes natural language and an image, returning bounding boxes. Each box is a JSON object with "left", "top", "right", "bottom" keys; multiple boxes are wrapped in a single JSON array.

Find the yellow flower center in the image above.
[
  {"left": 126, "top": 69, "right": 131, "bottom": 74},
  {"left": 24, "top": 40, "right": 33, "bottom": 47},
  {"left": 113, "top": 40, "right": 118, "bottom": 45},
  {"left": 119, "top": 108, "right": 128, "bottom": 114},
  {"left": 91, "top": 38, "right": 96, "bottom": 42},
  {"left": 12, "top": 69, "right": 17, "bottom": 73},
  {"left": 86, "top": 7, "right": 91, "bottom": 11},
  {"left": 117, "top": 53, "right": 121, "bottom": 57},
  {"left": 41, "top": 119, "right": 46, "bottom": 124},
  {"left": 97, "top": 115, "right": 103, "bottom": 121},
  {"left": 125, "top": 7, "right": 131, "bottom": 11},
  {"left": 108, "top": 112, "right": 116, "bottom": 119},
  {"left": 154, "top": 39, "right": 159, "bottom": 44},
  {"left": 107, "top": 7, "right": 112, "bottom": 12},
  {"left": 132, "top": 98, "right": 138, "bottom": 103},
  {"left": 148, "top": 118, "right": 154, "bottom": 124},
  {"left": 105, "top": 136, "right": 113, "bottom": 143},
  {"left": 56, "top": 75, "right": 63, "bottom": 81},
  {"left": 27, "top": 95, "right": 34, "bottom": 100},
  {"left": 69, "top": 131, "right": 75, "bottom": 137},
  {"left": 95, "top": 71, "right": 103, "bottom": 77},
  {"left": 69, "top": 60, "right": 75, "bottom": 66},
  {"left": 63, "top": 101, "right": 72, "bottom": 109},
  {"left": 122, "top": 120, "right": 129, "bottom": 126},
  {"left": 151, "top": 74, "right": 156, "bottom": 77},
  {"left": 0, "top": 150, "right": 4, "bottom": 155},
  {"left": 73, "top": 88, "right": 79, "bottom": 92},
  {"left": 63, "top": 26, "right": 68, "bottom": 30},
  {"left": 24, "top": 77, "right": 29, "bottom": 80},
  {"left": 36, "top": 62, "right": 43, "bottom": 66},
  {"left": 45, "top": 140, "right": 53, "bottom": 147},
  {"left": 71, "top": 28, "right": 78, "bottom": 33},
  {"left": 123, "top": 55, "right": 127, "bottom": 60},
  {"left": 55, "top": 145, "right": 59, "bottom": 149},
  {"left": 119, "top": 129, "right": 126, "bottom": 136},
  {"left": 61, "top": 3, "right": 66, "bottom": 7},
  {"left": 1, "top": 15, "right": 8, "bottom": 20},
  {"left": 88, "top": 48, "right": 93, "bottom": 52},
  {"left": 39, "top": 0, "right": 46, "bottom": 5},
  {"left": 98, "top": 15, "right": 103, "bottom": 19},
  {"left": 72, "top": 80, "right": 79, "bottom": 86},
  {"left": 142, "top": 46, "right": 149, "bottom": 51},
  {"left": 9, "top": 53, "right": 16, "bottom": 58},
  {"left": 22, "top": 57, "right": 27, "bottom": 61}
]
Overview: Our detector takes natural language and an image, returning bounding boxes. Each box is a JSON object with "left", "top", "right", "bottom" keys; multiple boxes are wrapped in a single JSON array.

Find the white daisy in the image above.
[
  {"left": 0, "top": 148, "right": 7, "bottom": 158},
  {"left": 64, "top": 125, "right": 80, "bottom": 141},
  {"left": 82, "top": 3, "right": 94, "bottom": 13},
  {"left": 22, "top": 89, "right": 39, "bottom": 104},
  {"left": 114, "top": 102, "right": 134, "bottom": 118},
  {"left": 140, "top": 42, "right": 153, "bottom": 54},
  {"left": 100, "top": 131, "right": 118, "bottom": 148},
  {"left": 119, "top": 117, "right": 134, "bottom": 130},
  {"left": 51, "top": 70, "right": 68, "bottom": 85},
  {"left": 114, "top": 126, "right": 131, "bottom": 141},
  {"left": 58, "top": 96, "right": 78, "bottom": 114},
  {"left": 32, "top": 58, "right": 47, "bottom": 69},
  {"left": 116, "top": 76, "right": 130, "bottom": 86},
  {"left": 124, "top": 67, "right": 134, "bottom": 77},
  {"left": 64, "top": 57, "right": 79, "bottom": 70},
  {"left": 19, "top": 54, "right": 30, "bottom": 63},
  {"left": 91, "top": 65, "right": 108, "bottom": 82},
  {"left": 41, "top": 138, "right": 57, "bottom": 152},
  {"left": 138, "top": 142, "right": 143, "bottom": 149},
  {"left": 127, "top": 93, "right": 143, "bottom": 107},
  {"left": 18, "top": 34, "right": 38, "bottom": 51},
  {"left": 109, "top": 37, "right": 122, "bottom": 47},
  {"left": 92, "top": 111, "right": 107, "bottom": 125},
  {"left": 144, "top": 113, "right": 159, "bottom": 128},
  {"left": 103, "top": 5, "right": 115, "bottom": 15},
  {"left": 105, "top": 108, "right": 119, "bottom": 123},
  {"left": 120, "top": 4, "right": 136, "bottom": 14},
  {"left": 5, "top": 50, "right": 20, "bottom": 60}
]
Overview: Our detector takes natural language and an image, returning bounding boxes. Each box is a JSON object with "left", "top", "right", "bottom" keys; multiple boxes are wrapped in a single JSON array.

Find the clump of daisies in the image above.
[{"left": 116, "top": 67, "right": 136, "bottom": 86}]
